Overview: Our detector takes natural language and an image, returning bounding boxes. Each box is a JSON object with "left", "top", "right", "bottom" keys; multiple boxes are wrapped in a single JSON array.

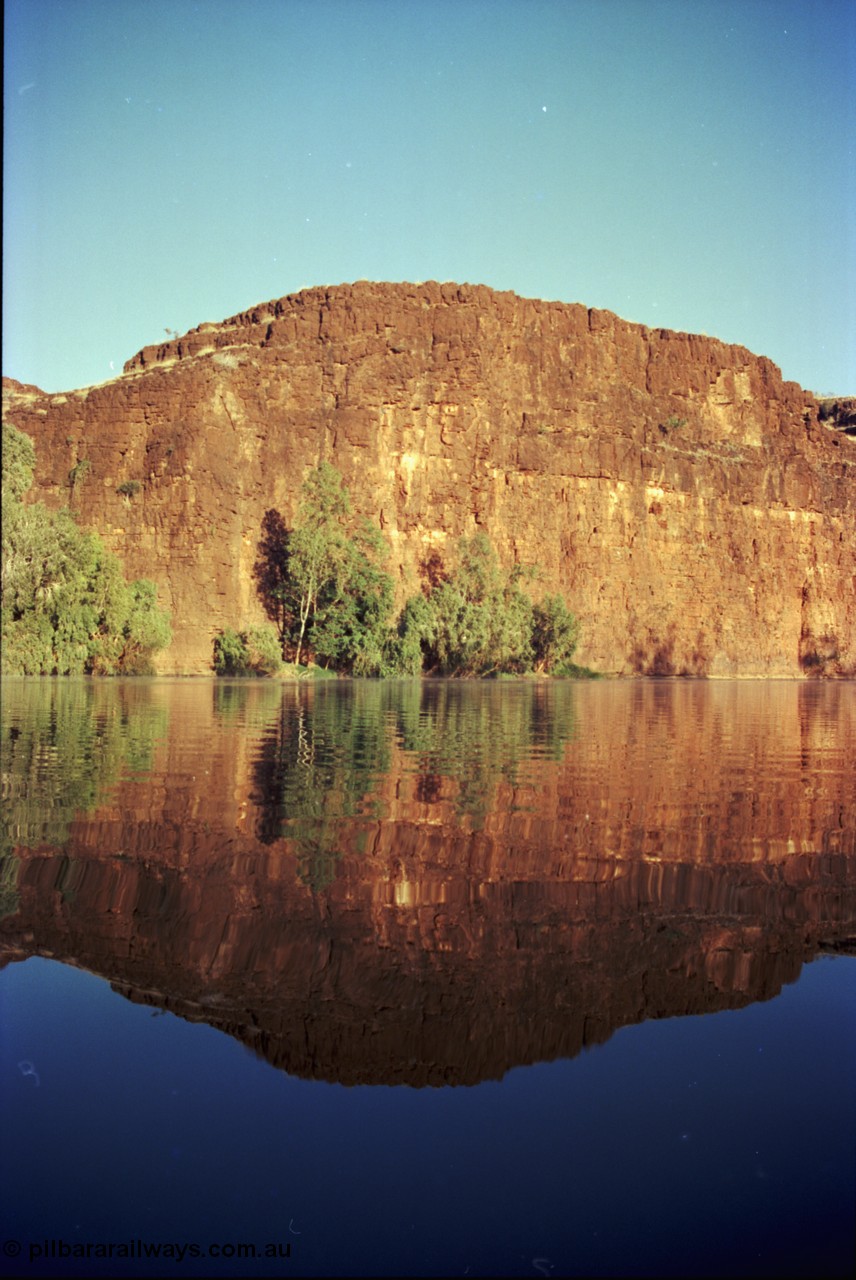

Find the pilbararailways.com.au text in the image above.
[{"left": 3, "top": 1238, "right": 293, "bottom": 1265}]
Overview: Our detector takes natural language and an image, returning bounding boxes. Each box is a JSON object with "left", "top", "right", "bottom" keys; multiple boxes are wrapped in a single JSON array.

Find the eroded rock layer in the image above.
[{"left": 3, "top": 282, "right": 853, "bottom": 674}]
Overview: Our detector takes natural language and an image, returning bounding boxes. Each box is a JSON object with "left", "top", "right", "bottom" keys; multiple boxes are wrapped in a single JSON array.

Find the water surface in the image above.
[{"left": 1, "top": 678, "right": 854, "bottom": 1276}]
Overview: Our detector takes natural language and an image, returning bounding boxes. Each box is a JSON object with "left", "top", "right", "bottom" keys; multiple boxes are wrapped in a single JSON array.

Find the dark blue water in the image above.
[
  {"left": 2, "top": 953, "right": 854, "bottom": 1278},
  {"left": 1, "top": 678, "right": 854, "bottom": 1276}
]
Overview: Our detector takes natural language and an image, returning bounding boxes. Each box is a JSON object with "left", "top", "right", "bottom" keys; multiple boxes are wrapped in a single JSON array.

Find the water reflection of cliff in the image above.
[{"left": 2, "top": 679, "right": 854, "bottom": 1086}]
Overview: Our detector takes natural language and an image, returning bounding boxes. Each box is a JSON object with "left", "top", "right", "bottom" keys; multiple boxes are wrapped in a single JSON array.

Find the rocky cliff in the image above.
[{"left": 3, "top": 282, "right": 854, "bottom": 674}]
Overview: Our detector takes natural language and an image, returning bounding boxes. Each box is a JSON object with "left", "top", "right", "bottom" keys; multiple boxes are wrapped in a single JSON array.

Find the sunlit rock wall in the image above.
[{"left": 3, "top": 282, "right": 854, "bottom": 674}]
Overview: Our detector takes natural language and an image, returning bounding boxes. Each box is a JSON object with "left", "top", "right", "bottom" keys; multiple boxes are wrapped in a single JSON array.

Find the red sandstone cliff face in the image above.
[{"left": 3, "top": 282, "right": 853, "bottom": 674}]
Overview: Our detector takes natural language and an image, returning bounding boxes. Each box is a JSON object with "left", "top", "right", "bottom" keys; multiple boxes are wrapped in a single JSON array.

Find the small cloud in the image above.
[{"left": 18, "top": 82, "right": 36, "bottom": 95}]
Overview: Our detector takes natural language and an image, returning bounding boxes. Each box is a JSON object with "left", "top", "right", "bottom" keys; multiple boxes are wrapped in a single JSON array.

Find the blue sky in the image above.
[{"left": 4, "top": 0, "right": 855, "bottom": 395}]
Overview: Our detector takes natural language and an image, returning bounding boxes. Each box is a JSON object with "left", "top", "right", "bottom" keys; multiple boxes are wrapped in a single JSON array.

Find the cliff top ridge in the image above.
[{"left": 2, "top": 282, "right": 852, "bottom": 408}]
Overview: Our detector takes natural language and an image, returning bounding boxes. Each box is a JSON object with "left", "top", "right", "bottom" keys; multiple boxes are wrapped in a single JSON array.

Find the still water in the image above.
[{"left": 1, "top": 678, "right": 854, "bottom": 1277}]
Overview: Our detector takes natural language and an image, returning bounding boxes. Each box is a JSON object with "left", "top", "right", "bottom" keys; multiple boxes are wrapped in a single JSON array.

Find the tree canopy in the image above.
[
  {"left": 1, "top": 422, "right": 172, "bottom": 675},
  {"left": 392, "top": 533, "right": 581, "bottom": 677},
  {"left": 251, "top": 466, "right": 583, "bottom": 679},
  {"left": 254, "top": 462, "right": 395, "bottom": 673}
]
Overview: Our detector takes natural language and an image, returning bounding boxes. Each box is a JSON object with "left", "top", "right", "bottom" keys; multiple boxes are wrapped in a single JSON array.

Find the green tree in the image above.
[
  {"left": 1, "top": 423, "right": 171, "bottom": 675},
  {"left": 213, "top": 624, "right": 283, "bottom": 676},
  {"left": 256, "top": 463, "right": 395, "bottom": 671},
  {"left": 288, "top": 462, "right": 350, "bottom": 665},
  {"left": 425, "top": 533, "right": 536, "bottom": 676},
  {"left": 213, "top": 627, "right": 251, "bottom": 675},
  {"left": 1, "top": 420, "right": 36, "bottom": 501},
  {"left": 531, "top": 594, "right": 580, "bottom": 674},
  {"left": 108, "top": 579, "right": 174, "bottom": 673},
  {"left": 310, "top": 518, "right": 395, "bottom": 674},
  {"left": 249, "top": 470, "right": 583, "bottom": 679},
  {"left": 386, "top": 592, "right": 437, "bottom": 676}
]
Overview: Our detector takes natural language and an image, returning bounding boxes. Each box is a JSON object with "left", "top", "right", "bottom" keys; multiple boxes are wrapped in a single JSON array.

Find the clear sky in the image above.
[{"left": 4, "top": 0, "right": 855, "bottom": 395}]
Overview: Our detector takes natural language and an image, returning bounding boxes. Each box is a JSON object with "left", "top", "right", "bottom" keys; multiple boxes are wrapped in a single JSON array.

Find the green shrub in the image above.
[
  {"left": 420, "top": 533, "right": 536, "bottom": 676},
  {"left": 116, "top": 480, "right": 142, "bottom": 498},
  {"left": 68, "top": 458, "right": 91, "bottom": 488},
  {"left": 255, "top": 465, "right": 395, "bottom": 670},
  {"left": 213, "top": 624, "right": 282, "bottom": 676},
  {"left": 2, "top": 421, "right": 36, "bottom": 500},
  {"left": 252, "top": 469, "right": 586, "bottom": 679},
  {"left": 244, "top": 625, "right": 283, "bottom": 676},
  {"left": 384, "top": 537, "right": 582, "bottom": 678},
  {"left": 213, "top": 628, "right": 250, "bottom": 675},
  {"left": 2, "top": 427, "right": 171, "bottom": 676},
  {"left": 531, "top": 594, "right": 579, "bottom": 673}
]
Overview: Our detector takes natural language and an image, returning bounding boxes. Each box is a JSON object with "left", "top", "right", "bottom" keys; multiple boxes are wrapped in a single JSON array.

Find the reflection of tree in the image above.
[
  {"left": 251, "top": 681, "right": 579, "bottom": 886},
  {"left": 391, "top": 681, "right": 578, "bottom": 825},
  {"left": 212, "top": 678, "right": 282, "bottom": 728},
  {"left": 252, "top": 683, "right": 392, "bottom": 891},
  {"left": 0, "top": 855, "right": 21, "bottom": 920},
  {"left": 1, "top": 680, "right": 169, "bottom": 859}
]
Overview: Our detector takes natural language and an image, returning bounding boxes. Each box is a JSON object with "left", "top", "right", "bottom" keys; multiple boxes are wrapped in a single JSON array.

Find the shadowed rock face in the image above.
[
  {"left": 2, "top": 679, "right": 854, "bottom": 1087},
  {"left": 2, "top": 281, "right": 854, "bottom": 675}
]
